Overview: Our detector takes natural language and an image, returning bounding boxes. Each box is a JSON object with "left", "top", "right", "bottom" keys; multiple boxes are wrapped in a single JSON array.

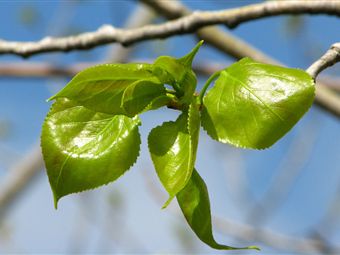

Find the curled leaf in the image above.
[
  {"left": 148, "top": 101, "right": 200, "bottom": 207},
  {"left": 121, "top": 79, "right": 167, "bottom": 117},
  {"left": 49, "top": 63, "right": 162, "bottom": 115},
  {"left": 153, "top": 41, "right": 203, "bottom": 104},
  {"left": 177, "top": 169, "right": 259, "bottom": 251}
]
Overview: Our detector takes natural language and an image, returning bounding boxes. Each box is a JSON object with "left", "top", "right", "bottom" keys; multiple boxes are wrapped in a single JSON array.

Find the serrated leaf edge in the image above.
[
  {"left": 41, "top": 101, "right": 142, "bottom": 208},
  {"left": 147, "top": 113, "right": 195, "bottom": 208},
  {"left": 48, "top": 63, "right": 155, "bottom": 102}
]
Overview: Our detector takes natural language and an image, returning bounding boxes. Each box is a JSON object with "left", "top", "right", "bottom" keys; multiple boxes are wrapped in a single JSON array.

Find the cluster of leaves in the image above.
[{"left": 41, "top": 41, "right": 315, "bottom": 251}]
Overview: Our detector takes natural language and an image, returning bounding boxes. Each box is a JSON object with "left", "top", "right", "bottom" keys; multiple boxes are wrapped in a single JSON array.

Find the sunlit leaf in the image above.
[
  {"left": 41, "top": 98, "right": 141, "bottom": 208},
  {"left": 121, "top": 79, "right": 167, "bottom": 117},
  {"left": 148, "top": 100, "right": 200, "bottom": 207},
  {"left": 153, "top": 41, "right": 203, "bottom": 104},
  {"left": 177, "top": 169, "right": 259, "bottom": 251},
  {"left": 201, "top": 58, "right": 315, "bottom": 149},
  {"left": 188, "top": 98, "right": 200, "bottom": 154},
  {"left": 49, "top": 63, "right": 162, "bottom": 115},
  {"left": 142, "top": 95, "right": 172, "bottom": 113}
]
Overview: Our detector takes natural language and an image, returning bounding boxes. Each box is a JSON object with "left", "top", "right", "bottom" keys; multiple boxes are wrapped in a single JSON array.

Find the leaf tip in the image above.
[
  {"left": 248, "top": 246, "right": 261, "bottom": 251},
  {"left": 46, "top": 95, "right": 56, "bottom": 102},
  {"left": 162, "top": 195, "right": 175, "bottom": 209},
  {"left": 52, "top": 188, "right": 62, "bottom": 209},
  {"left": 179, "top": 40, "right": 204, "bottom": 67},
  {"left": 53, "top": 195, "right": 59, "bottom": 210}
]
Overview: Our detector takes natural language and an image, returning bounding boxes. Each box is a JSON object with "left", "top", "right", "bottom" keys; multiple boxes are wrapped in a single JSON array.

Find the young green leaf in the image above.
[
  {"left": 188, "top": 98, "right": 201, "bottom": 153},
  {"left": 49, "top": 63, "right": 162, "bottom": 115},
  {"left": 201, "top": 58, "right": 315, "bottom": 149},
  {"left": 148, "top": 101, "right": 200, "bottom": 207},
  {"left": 142, "top": 95, "right": 171, "bottom": 113},
  {"left": 153, "top": 41, "right": 203, "bottom": 104},
  {"left": 177, "top": 169, "right": 259, "bottom": 251},
  {"left": 41, "top": 98, "right": 141, "bottom": 208},
  {"left": 121, "top": 79, "right": 167, "bottom": 117}
]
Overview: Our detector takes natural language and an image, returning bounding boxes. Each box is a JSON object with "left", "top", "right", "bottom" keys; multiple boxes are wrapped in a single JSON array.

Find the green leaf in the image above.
[
  {"left": 148, "top": 101, "right": 200, "bottom": 207},
  {"left": 121, "top": 79, "right": 167, "bottom": 117},
  {"left": 177, "top": 169, "right": 259, "bottom": 251},
  {"left": 153, "top": 41, "right": 203, "bottom": 104},
  {"left": 178, "top": 40, "right": 203, "bottom": 67},
  {"left": 49, "top": 63, "right": 162, "bottom": 115},
  {"left": 41, "top": 98, "right": 141, "bottom": 208},
  {"left": 201, "top": 58, "right": 315, "bottom": 149},
  {"left": 188, "top": 98, "right": 201, "bottom": 153}
]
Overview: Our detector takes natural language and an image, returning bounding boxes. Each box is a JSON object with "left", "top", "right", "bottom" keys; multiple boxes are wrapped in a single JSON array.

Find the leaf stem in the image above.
[{"left": 199, "top": 71, "right": 221, "bottom": 104}]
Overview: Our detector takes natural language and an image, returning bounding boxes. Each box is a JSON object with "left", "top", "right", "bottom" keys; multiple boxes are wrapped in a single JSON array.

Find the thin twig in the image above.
[
  {"left": 1, "top": 1, "right": 340, "bottom": 57},
  {"left": 143, "top": 0, "right": 340, "bottom": 252},
  {"left": 103, "top": 4, "right": 156, "bottom": 63},
  {"left": 307, "top": 43, "right": 340, "bottom": 79},
  {"left": 0, "top": 4, "right": 156, "bottom": 218},
  {"left": 141, "top": 0, "right": 340, "bottom": 118},
  {"left": 140, "top": 0, "right": 275, "bottom": 63}
]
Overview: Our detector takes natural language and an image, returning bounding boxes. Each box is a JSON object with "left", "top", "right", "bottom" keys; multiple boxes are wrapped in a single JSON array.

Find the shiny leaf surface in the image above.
[
  {"left": 153, "top": 41, "right": 203, "bottom": 104},
  {"left": 41, "top": 98, "right": 141, "bottom": 208},
  {"left": 177, "top": 169, "right": 259, "bottom": 250},
  {"left": 148, "top": 101, "right": 200, "bottom": 207},
  {"left": 49, "top": 63, "right": 161, "bottom": 115},
  {"left": 121, "top": 79, "right": 167, "bottom": 116},
  {"left": 202, "top": 58, "right": 315, "bottom": 149}
]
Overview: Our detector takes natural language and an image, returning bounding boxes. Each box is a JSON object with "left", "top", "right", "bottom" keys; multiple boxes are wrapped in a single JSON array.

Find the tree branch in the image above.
[
  {"left": 0, "top": 144, "right": 44, "bottom": 216},
  {"left": 307, "top": 43, "right": 340, "bottom": 79},
  {"left": 142, "top": 169, "right": 340, "bottom": 253},
  {"left": 1, "top": 1, "right": 340, "bottom": 57},
  {"left": 213, "top": 216, "right": 339, "bottom": 253},
  {"left": 0, "top": 60, "right": 228, "bottom": 79},
  {"left": 141, "top": 0, "right": 276, "bottom": 64},
  {"left": 0, "top": 4, "right": 156, "bottom": 218},
  {"left": 142, "top": 0, "right": 340, "bottom": 119}
]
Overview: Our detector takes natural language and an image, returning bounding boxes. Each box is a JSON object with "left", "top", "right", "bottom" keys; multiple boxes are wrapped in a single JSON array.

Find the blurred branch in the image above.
[
  {"left": 0, "top": 60, "right": 227, "bottom": 78},
  {"left": 247, "top": 118, "right": 320, "bottom": 225},
  {"left": 142, "top": 169, "right": 340, "bottom": 253},
  {"left": 0, "top": 60, "right": 340, "bottom": 93},
  {"left": 213, "top": 216, "right": 337, "bottom": 253},
  {"left": 0, "top": 4, "right": 155, "bottom": 219},
  {"left": 221, "top": 148, "right": 254, "bottom": 209},
  {"left": 0, "top": 2, "right": 338, "bottom": 116},
  {"left": 1, "top": 1, "right": 340, "bottom": 57},
  {"left": 0, "top": 62, "right": 85, "bottom": 78},
  {"left": 0, "top": 144, "right": 44, "bottom": 215},
  {"left": 0, "top": 58, "right": 339, "bottom": 85},
  {"left": 141, "top": 0, "right": 340, "bottom": 251},
  {"left": 319, "top": 75, "right": 340, "bottom": 92},
  {"left": 141, "top": 0, "right": 340, "bottom": 119},
  {"left": 0, "top": 2, "right": 79, "bottom": 219},
  {"left": 313, "top": 180, "right": 340, "bottom": 243}
]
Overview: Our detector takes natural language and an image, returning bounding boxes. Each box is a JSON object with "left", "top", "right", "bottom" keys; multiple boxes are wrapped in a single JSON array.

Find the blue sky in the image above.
[{"left": 0, "top": 1, "right": 339, "bottom": 253}]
